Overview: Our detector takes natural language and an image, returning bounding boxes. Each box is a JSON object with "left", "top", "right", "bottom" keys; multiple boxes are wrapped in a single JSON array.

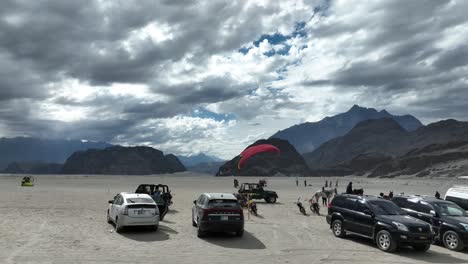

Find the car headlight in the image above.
[
  {"left": 393, "top": 221, "right": 409, "bottom": 232},
  {"left": 460, "top": 223, "right": 468, "bottom": 231}
]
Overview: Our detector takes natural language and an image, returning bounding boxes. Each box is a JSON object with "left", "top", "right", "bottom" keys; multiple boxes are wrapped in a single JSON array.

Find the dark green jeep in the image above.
[{"left": 238, "top": 183, "right": 278, "bottom": 203}]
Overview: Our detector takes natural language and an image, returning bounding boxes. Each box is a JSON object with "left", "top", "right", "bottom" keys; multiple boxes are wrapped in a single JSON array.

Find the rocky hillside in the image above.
[
  {"left": 216, "top": 138, "right": 310, "bottom": 176},
  {"left": 0, "top": 137, "right": 111, "bottom": 169},
  {"left": 270, "top": 105, "right": 422, "bottom": 153},
  {"left": 2, "top": 161, "right": 63, "bottom": 174},
  {"left": 61, "top": 146, "right": 186, "bottom": 175},
  {"left": 187, "top": 161, "right": 226, "bottom": 175},
  {"left": 304, "top": 118, "right": 468, "bottom": 177}
]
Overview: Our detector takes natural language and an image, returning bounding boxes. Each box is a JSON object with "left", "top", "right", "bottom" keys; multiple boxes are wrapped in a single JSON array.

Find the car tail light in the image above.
[
  {"left": 123, "top": 206, "right": 128, "bottom": 215},
  {"left": 327, "top": 202, "right": 332, "bottom": 209}
]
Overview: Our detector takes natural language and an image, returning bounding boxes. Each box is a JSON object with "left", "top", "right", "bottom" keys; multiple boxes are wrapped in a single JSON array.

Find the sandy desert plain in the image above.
[{"left": 1, "top": 173, "right": 468, "bottom": 264}]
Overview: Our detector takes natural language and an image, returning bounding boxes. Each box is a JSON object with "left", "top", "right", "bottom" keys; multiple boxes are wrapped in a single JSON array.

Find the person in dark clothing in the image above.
[
  {"left": 388, "top": 191, "right": 394, "bottom": 199},
  {"left": 380, "top": 192, "right": 384, "bottom": 198},
  {"left": 346, "top": 182, "right": 353, "bottom": 194},
  {"left": 325, "top": 180, "right": 328, "bottom": 188},
  {"left": 435, "top": 191, "right": 441, "bottom": 199},
  {"left": 295, "top": 177, "right": 298, "bottom": 187},
  {"left": 322, "top": 187, "right": 327, "bottom": 206},
  {"left": 304, "top": 179, "right": 307, "bottom": 187}
]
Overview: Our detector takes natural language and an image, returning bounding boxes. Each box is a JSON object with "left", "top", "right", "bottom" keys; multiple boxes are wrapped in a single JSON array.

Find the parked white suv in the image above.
[
  {"left": 445, "top": 186, "right": 468, "bottom": 211},
  {"left": 107, "top": 192, "right": 159, "bottom": 233}
]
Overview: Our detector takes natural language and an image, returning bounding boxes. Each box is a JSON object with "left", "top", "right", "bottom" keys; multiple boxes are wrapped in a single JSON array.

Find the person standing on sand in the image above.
[
  {"left": 322, "top": 187, "right": 327, "bottom": 206},
  {"left": 304, "top": 178, "right": 307, "bottom": 187},
  {"left": 435, "top": 191, "right": 441, "bottom": 199},
  {"left": 346, "top": 182, "right": 353, "bottom": 194},
  {"left": 335, "top": 179, "right": 339, "bottom": 188},
  {"left": 296, "top": 177, "right": 298, "bottom": 187},
  {"left": 325, "top": 180, "right": 328, "bottom": 188}
]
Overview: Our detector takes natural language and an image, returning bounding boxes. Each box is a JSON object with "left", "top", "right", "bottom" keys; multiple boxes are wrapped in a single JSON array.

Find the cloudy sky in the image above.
[{"left": 1, "top": 0, "right": 467, "bottom": 159}]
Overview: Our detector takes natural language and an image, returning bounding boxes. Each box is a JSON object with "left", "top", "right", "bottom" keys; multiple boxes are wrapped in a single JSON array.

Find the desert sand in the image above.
[{"left": 1, "top": 173, "right": 468, "bottom": 264}]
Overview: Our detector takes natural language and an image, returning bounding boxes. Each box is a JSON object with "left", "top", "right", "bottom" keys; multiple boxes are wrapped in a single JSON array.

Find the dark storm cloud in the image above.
[{"left": 155, "top": 76, "right": 254, "bottom": 104}]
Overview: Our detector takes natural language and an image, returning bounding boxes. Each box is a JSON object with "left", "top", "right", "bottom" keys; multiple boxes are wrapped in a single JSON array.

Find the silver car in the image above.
[{"left": 107, "top": 192, "right": 159, "bottom": 233}]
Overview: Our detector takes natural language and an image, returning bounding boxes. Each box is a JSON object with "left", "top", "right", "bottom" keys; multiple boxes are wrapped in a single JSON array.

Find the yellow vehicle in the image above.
[{"left": 21, "top": 176, "right": 34, "bottom": 186}]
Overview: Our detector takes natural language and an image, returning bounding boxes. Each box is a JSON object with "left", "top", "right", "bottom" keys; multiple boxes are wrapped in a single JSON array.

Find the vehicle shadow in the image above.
[
  {"left": 167, "top": 209, "right": 179, "bottom": 214},
  {"left": 344, "top": 235, "right": 468, "bottom": 263},
  {"left": 202, "top": 231, "right": 266, "bottom": 250},
  {"left": 117, "top": 224, "right": 178, "bottom": 242}
]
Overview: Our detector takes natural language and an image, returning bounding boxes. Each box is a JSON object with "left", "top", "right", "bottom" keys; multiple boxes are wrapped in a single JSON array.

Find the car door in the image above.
[
  {"left": 339, "top": 197, "right": 358, "bottom": 231},
  {"left": 111, "top": 195, "right": 122, "bottom": 220},
  {"left": 194, "top": 195, "right": 205, "bottom": 224},
  {"left": 401, "top": 198, "right": 422, "bottom": 219},
  {"left": 351, "top": 200, "right": 374, "bottom": 237}
]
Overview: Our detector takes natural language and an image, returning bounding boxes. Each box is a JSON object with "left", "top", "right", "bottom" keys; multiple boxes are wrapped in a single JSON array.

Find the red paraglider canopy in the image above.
[{"left": 238, "top": 144, "right": 280, "bottom": 169}]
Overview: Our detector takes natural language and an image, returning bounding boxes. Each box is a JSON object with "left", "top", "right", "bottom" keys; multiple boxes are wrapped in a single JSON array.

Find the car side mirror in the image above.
[
  {"left": 193, "top": 200, "right": 197, "bottom": 205},
  {"left": 108, "top": 200, "right": 114, "bottom": 204},
  {"left": 364, "top": 209, "right": 373, "bottom": 216}
]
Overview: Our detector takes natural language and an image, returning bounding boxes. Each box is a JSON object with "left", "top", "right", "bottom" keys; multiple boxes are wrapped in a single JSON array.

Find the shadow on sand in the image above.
[
  {"left": 202, "top": 231, "right": 266, "bottom": 250},
  {"left": 115, "top": 224, "right": 178, "bottom": 242},
  {"left": 345, "top": 235, "right": 468, "bottom": 263},
  {"left": 166, "top": 209, "right": 179, "bottom": 214}
]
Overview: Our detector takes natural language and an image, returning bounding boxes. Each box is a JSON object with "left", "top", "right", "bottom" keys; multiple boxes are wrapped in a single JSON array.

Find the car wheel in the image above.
[
  {"left": 196, "top": 218, "right": 205, "bottom": 238},
  {"left": 192, "top": 213, "right": 197, "bottom": 227},
  {"left": 413, "top": 244, "right": 430, "bottom": 252},
  {"left": 265, "top": 197, "right": 276, "bottom": 203},
  {"left": 376, "top": 230, "right": 397, "bottom": 252},
  {"left": 235, "top": 229, "right": 244, "bottom": 237},
  {"left": 107, "top": 210, "right": 112, "bottom": 224},
  {"left": 443, "top": 230, "right": 464, "bottom": 251},
  {"left": 115, "top": 217, "right": 124, "bottom": 233},
  {"left": 332, "top": 220, "right": 345, "bottom": 238}
]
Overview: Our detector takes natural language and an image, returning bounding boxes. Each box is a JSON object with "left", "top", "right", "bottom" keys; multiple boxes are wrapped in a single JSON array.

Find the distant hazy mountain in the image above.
[
  {"left": 178, "top": 153, "right": 224, "bottom": 167},
  {"left": 0, "top": 137, "right": 112, "bottom": 169},
  {"left": 303, "top": 118, "right": 468, "bottom": 176},
  {"left": 270, "top": 105, "right": 423, "bottom": 153},
  {"left": 62, "top": 146, "right": 186, "bottom": 175},
  {"left": 187, "top": 161, "right": 226, "bottom": 175},
  {"left": 2, "top": 161, "right": 63, "bottom": 174}
]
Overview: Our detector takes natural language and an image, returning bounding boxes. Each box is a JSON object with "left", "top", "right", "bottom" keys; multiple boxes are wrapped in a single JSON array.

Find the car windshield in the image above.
[
  {"left": 126, "top": 198, "right": 154, "bottom": 204},
  {"left": 368, "top": 200, "right": 405, "bottom": 215},
  {"left": 208, "top": 199, "right": 239, "bottom": 208},
  {"left": 433, "top": 202, "right": 467, "bottom": 216}
]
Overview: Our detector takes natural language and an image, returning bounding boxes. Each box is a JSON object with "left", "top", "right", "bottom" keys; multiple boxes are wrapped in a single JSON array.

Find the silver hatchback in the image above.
[{"left": 107, "top": 192, "right": 160, "bottom": 233}]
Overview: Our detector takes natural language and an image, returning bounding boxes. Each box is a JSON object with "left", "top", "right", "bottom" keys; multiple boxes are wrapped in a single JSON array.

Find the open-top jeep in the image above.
[
  {"left": 135, "top": 184, "right": 173, "bottom": 220},
  {"left": 238, "top": 183, "right": 278, "bottom": 203}
]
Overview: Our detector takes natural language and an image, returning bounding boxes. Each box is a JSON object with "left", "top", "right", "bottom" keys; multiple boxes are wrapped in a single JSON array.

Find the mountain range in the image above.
[
  {"left": 303, "top": 118, "right": 468, "bottom": 176},
  {"left": 270, "top": 105, "right": 423, "bottom": 153},
  {"left": 0, "top": 137, "right": 111, "bottom": 169},
  {"left": 177, "top": 153, "right": 224, "bottom": 167}
]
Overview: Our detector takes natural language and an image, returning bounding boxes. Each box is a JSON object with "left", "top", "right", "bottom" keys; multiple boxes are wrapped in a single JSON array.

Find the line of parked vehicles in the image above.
[
  {"left": 326, "top": 185, "right": 468, "bottom": 253},
  {"left": 106, "top": 180, "right": 468, "bottom": 254},
  {"left": 107, "top": 182, "right": 279, "bottom": 237}
]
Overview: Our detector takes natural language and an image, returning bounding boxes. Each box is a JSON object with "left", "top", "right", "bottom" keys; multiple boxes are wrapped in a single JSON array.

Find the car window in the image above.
[
  {"left": 115, "top": 196, "right": 123, "bottom": 205},
  {"left": 446, "top": 196, "right": 468, "bottom": 210},
  {"left": 333, "top": 197, "right": 356, "bottom": 210},
  {"left": 197, "top": 195, "right": 205, "bottom": 205},
  {"left": 433, "top": 202, "right": 467, "bottom": 217},
  {"left": 126, "top": 198, "right": 154, "bottom": 204},
  {"left": 418, "top": 201, "right": 434, "bottom": 214},
  {"left": 355, "top": 201, "right": 368, "bottom": 213},
  {"left": 392, "top": 197, "right": 407, "bottom": 208},
  {"left": 368, "top": 200, "right": 405, "bottom": 215},
  {"left": 405, "top": 198, "right": 420, "bottom": 211},
  {"left": 208, "top": 199, "right": 240, "bottom": 208}
]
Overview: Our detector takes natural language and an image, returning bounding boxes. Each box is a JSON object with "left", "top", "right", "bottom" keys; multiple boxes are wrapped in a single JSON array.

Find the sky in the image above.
[{"left": 0, "top": 0, "right": 467, "bottom": 159}]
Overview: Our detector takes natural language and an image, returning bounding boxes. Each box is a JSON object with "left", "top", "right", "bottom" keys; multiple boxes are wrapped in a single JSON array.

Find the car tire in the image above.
[
  {"left": 443, "top": 230, "right": 464, "bottom": 251},
  {"left": 376, "top": 230, "right": 397, "bottom": 252},
  {"left": 196, "top": 218, "right": 205, "bottom": 238},
  {"left": 107, "top": 210, "right": 112, "bottom": 224},
  {"left": 115, "top": 217, "right": 124, "bottom": 233},
  {"left": 192, "top": 213, "right": 197, "bottom": 227},
  {"left": 332, "top": 220, "right": 346, "bottom": 238},
  {"left": 235, "top": 229, "right": 244, "bottom": 237},
  {"left": 265, "top": 197, "right": 276, "bottom": 203},
  {"left": 412, "top": 244, "right": 430, "bottom": 252}
]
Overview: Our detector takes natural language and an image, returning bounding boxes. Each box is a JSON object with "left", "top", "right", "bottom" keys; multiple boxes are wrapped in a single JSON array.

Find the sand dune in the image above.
[{"left": 1, "top": 174, "right": 468, "bottom": 264}]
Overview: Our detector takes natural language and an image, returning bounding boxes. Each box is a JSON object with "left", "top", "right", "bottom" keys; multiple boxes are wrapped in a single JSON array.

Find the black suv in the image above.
[
  {"left": 393, "top": 195, "right": 468, "bottom": 251},
  {"left": 327, "top": 194, "right": 433, "bottom": 252}
]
